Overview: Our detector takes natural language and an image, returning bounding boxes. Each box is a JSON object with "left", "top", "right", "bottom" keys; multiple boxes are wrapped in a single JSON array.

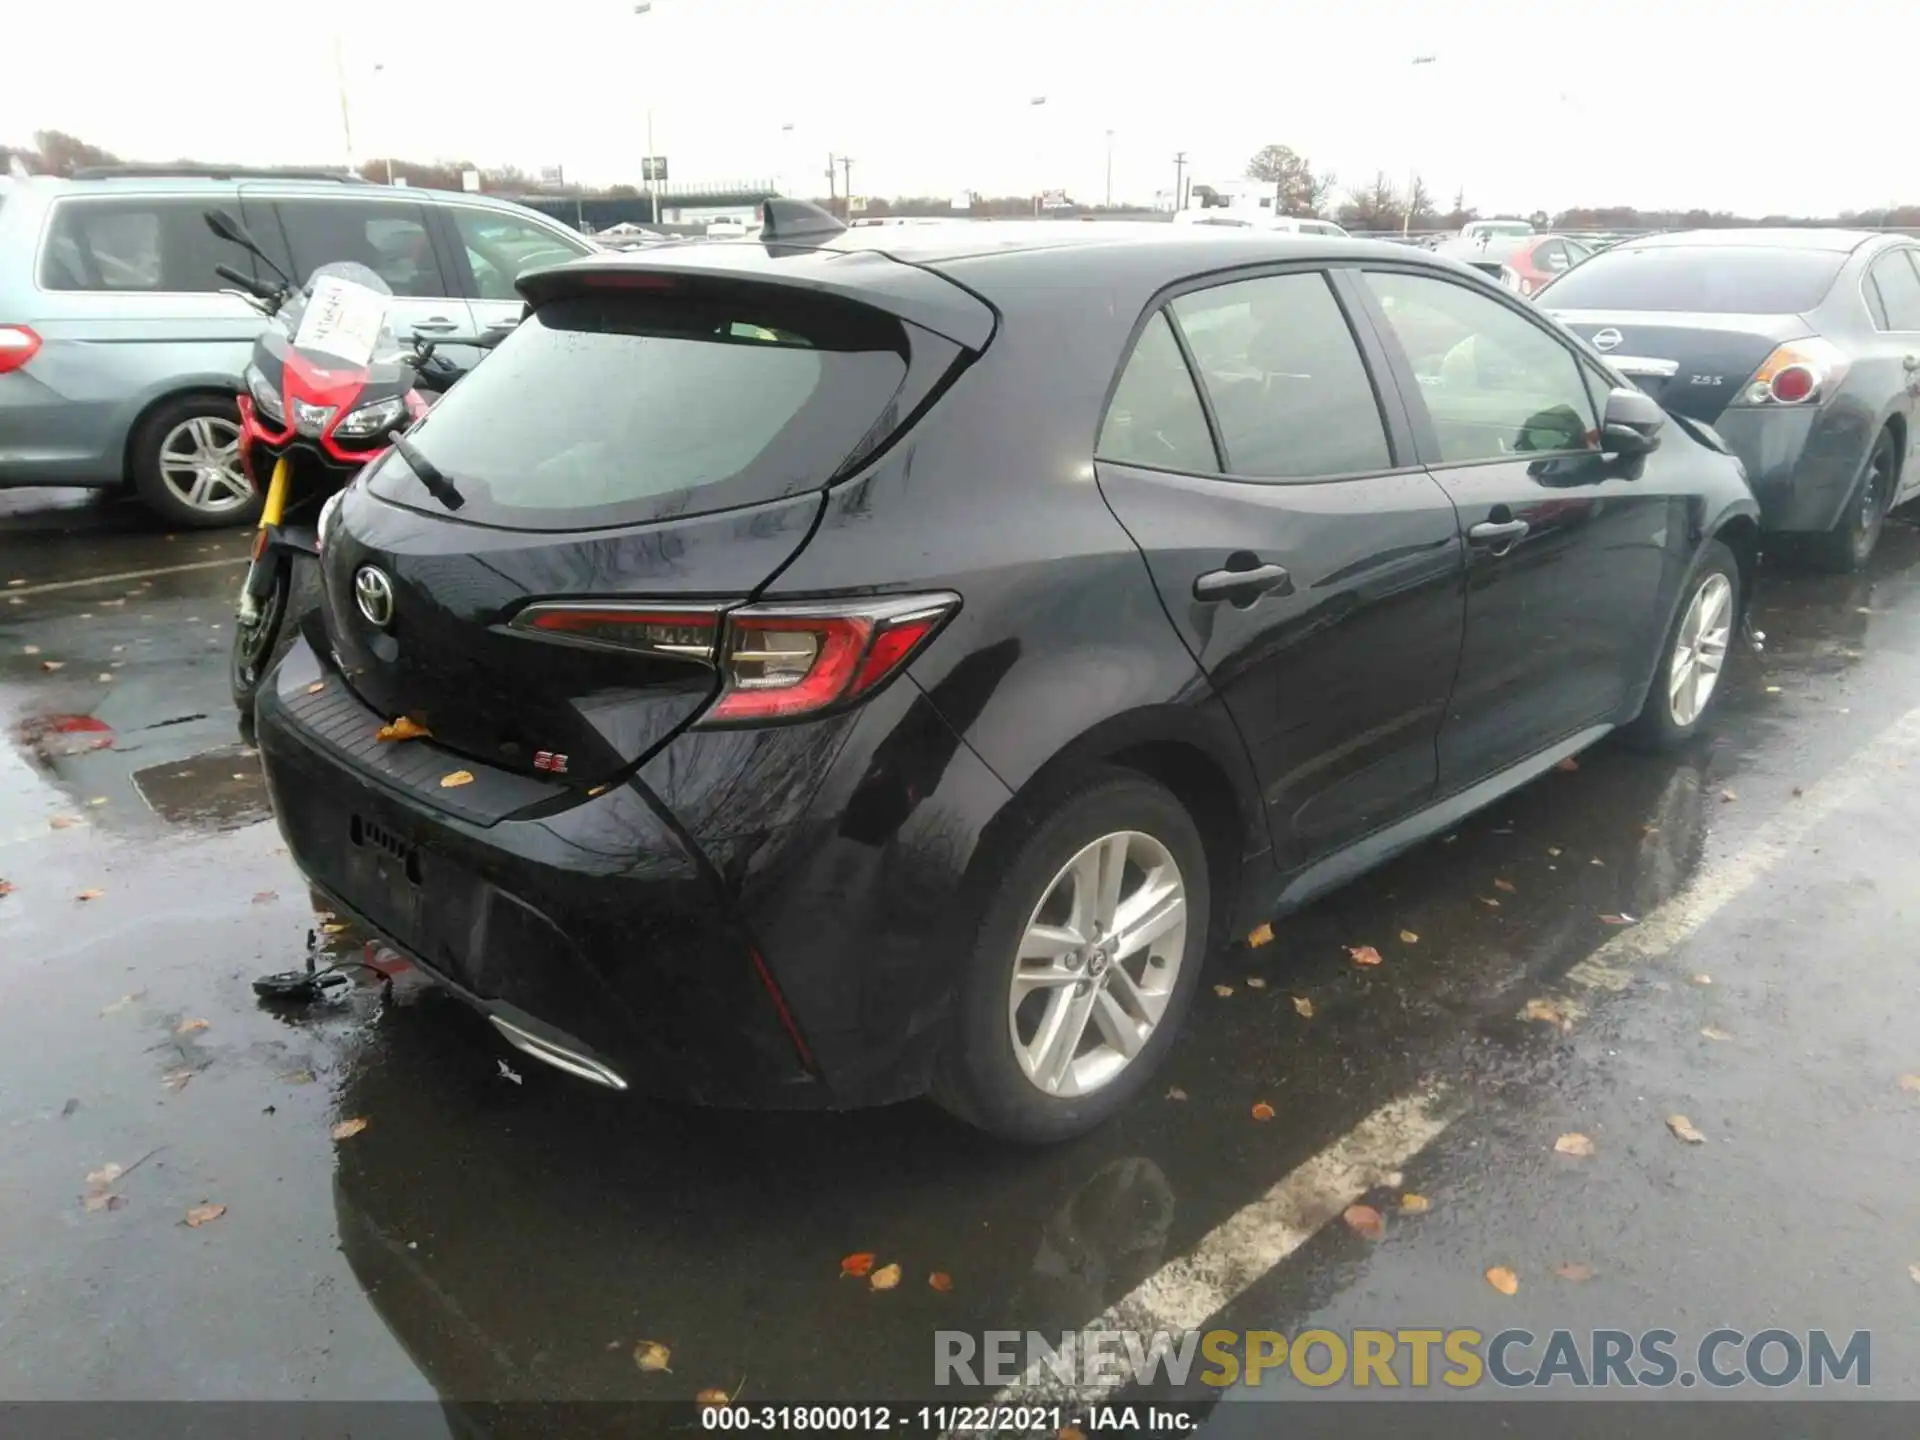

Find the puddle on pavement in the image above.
[{"left": 131, "top": 743, "right": 270, "bottom": 832}]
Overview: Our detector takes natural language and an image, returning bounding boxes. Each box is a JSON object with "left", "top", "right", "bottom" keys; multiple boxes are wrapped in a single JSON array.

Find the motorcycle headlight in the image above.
[
  {"left": 333, "top": 396, "right": 408, "bottom": 441},
  {"left": 244, "top": 363, "right": 283, "bottom": 424}
]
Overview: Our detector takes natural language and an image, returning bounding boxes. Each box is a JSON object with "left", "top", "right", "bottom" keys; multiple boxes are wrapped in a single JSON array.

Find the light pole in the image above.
[
  {"left": 1105, "top": 129, "right": 1114, "bottom": 209},
  {"left": 1028, "top": 96, "right": 1047, "bottom": 217},
  {"left": 373, "top": 63, "right": 394, "bottom": 184},
  {"left": 1405, "top": 54, "right": 1438, "bottom": 237},
  {"left": 333, "top": 35, "right": 356, "bottom": 173},
  {"left": 634, "top": 3, "right": 663, "bottom": 224}
]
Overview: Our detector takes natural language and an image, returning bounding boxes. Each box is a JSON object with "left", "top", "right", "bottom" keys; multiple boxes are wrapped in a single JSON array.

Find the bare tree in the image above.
[
  {"left": 1245, "top": 143, "right": 1329, "bottom": 216},
  {"left": 1337, "top": 171, "right": 1404, "bottom": 231}
]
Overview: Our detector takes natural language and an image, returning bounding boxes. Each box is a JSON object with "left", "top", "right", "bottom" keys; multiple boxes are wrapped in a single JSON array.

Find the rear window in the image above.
[
  {"left": 373, "top": 288, "right": 911, "bottom": 529},
  {"left": 1540, "top": 245, "right": 1846, "bottom": 313},
  {"left": 39, "top": 197, "right": 259, "bottom": 292}
]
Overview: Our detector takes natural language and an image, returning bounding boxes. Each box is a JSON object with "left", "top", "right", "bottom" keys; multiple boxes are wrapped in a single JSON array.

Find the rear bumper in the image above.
[
  {"left": 1713, "top": 407, "right": 1868, "bottom": 534},
  {"left": 0, "top": 371, "right": 125, "bottom": 486}
]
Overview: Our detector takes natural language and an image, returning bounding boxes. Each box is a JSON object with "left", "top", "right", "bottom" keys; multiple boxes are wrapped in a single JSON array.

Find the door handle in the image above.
[
  {"left": 1468, "top": 518, "right": 1530, "bottom": 546},
  {"left": 1194, "top": 562, "right": 1293, "bottom": 605},
  {"left": 412, "top": 318, "right": 459, "bottom": 333}
]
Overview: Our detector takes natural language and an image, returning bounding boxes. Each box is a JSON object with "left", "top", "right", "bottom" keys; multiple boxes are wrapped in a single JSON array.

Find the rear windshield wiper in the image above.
[{"left": 389, "top": 433, "right": 465, "bottom": 511}]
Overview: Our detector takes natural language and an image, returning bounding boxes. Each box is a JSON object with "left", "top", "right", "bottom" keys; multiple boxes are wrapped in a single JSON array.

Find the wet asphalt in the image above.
[{"left": 4, "top": 484, "right": 1920, "bottom": 1428}]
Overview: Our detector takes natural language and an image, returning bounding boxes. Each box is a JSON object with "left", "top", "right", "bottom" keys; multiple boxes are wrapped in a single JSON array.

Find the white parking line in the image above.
[
  {"left": 990, "top": 699, "right": 1920, "bottom": 1411},
  {"left": 4, "top": 556, "right": 248, "bottom": 599}
]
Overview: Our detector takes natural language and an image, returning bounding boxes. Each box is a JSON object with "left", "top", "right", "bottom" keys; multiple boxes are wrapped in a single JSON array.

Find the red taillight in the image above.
[
  {"left": 1769, "top": 365, "right": 1815, "bottom": 403},
  {"left": 0, "top": 326, "right": 42, "bottom": 375},
  {"left": 506, "top": 593, "right": 958, "bottom": 724}
]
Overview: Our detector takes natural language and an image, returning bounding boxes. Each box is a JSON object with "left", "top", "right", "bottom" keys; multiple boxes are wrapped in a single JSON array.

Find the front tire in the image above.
[
  {"left": 933, "top": 770, "right": 1210, "bottom": 1144},
  {"left": 231, "top": 555, "right": 320, "bottom": 723},
  {"left": 1806, "top": 428, "right": 1896, "bottom": 574},
  {"left": 129, "top": 394, "right": 259, "bottom": 529},
  {"left": 1623, "top": 539, "right": 1740, "bottom": 751}
]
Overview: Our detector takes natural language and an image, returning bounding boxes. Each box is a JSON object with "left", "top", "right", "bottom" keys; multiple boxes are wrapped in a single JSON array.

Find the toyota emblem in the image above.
[
  {"left": 1591, "top": 327, "right": 1624, "bottom": 352},
  {"left": 354, "top": 565, "right": 395, "bottom": 628}
]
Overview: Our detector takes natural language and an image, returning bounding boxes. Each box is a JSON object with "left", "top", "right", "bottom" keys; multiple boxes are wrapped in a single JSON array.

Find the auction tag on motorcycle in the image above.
[{"left": 294, "top": 276, "right": 391, "bottom": 367}]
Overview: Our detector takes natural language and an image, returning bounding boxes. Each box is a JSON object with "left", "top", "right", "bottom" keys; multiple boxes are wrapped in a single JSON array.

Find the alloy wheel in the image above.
[
  {"left": 158, "top": 416, "right": 252, "bottom": 517},
  {"left": 1667, "top": 571, "right": 1733, "bottom": 728},
  {"left": 1008, "top": 830, "right": 1188, "bottom": 1098}
]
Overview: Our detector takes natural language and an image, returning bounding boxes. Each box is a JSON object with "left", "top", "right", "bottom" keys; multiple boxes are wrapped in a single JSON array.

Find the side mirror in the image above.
[
  {"left": 203, "top": 208, "right": 258, "bottom": 251},
  {"left": 1600, "top": 385, "right": 1664, "bottom": 456}
]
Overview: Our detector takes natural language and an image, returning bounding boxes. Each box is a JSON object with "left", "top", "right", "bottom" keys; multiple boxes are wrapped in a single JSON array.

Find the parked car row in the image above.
[
  {"left": 0, "top": 169, "right": 597, "bottom": 525},
  {"left": 252, "top": 206, "right": 1773, "bottom": 1143}
]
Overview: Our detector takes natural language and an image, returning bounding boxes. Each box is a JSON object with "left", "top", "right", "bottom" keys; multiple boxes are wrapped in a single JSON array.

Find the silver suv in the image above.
[{"left": 0, "top": 169, "right": 593, "bottom": 526}]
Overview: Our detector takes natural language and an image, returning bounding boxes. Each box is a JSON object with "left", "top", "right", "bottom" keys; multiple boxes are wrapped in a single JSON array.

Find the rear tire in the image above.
[
  {"left": 932, "top": 769, "right": 1210, "bottom": 1144},
  {"left": 1623, "top": 540, "right": 1740, "bottom": 751},
  {"left": 231, "top": 555, "right": 321, "bottom": 723},
  {"left": 1806, "top": 429, "right": 1896, "bottom": 574},
  {"left": 129, "top": 394, "right": 259, "bottom": 529}
]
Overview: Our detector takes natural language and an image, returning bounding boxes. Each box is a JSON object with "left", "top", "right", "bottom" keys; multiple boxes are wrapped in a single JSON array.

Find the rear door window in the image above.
[
  {"left": 1097, "top": 313, "right": 1217, "bottom": 473},
  {"left": 1868, "top": 250, "right": 1920, "bottom": 332},
  {"left": 1539, "top": 245, "right": 1846, "bottom": 313},
  {"left": 1171, "top": 271, "right": 1392, "bottom": 479},
  {"left": 372, "top": 286, "right": 913, "bottom": 529},
  {"left": 274, "top": 197, "right": 449, "bottom": 297},
  {"left": 39, "top": 197, "right": 260, "bottom": 292}
]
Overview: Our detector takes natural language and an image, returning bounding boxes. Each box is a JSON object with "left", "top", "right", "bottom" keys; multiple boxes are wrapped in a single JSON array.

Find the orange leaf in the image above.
[
  {"left": 1399, "top": 929, "right": 1419, "bottom": 943},
  {"left": 175, "top": 1018, "right": 209, "bottom": 1035},
  {"left": 1554, "top": 1262, "right": 1594, "bottom": 1282},
  {"left": 1247, "top": 921, "right": 1275, "bottom": 948},
  {"left": 1399, "top": 1193, "right": 1432, "bottom": 1215},
  {"left": 839, "top": 1252, "right": 876, "bottom": 1278},
  {"left": 1292, "top": 995, "right": 1313, "bottom": 1018},
  {"left": 0, "top": 879, "right": 14, "bottom": 898},
  {"left": 1556, "top": 756, "right": 1580, "bottom": 772},
  {"left": 1213, "top": 983, "right": 1234, "bottom": 997},
  {"left": 1666, "top": 1114, "right": 1706, "bottom": 1144},
  {"left": 185, "top": 1202, "right": 227, "bottom": 1227},
  {"left": 1342, "top": 1203, "right": 1384, "bottom": 1240},
  {"left": 307, "top": 682, "right": 325, "bottom": 695},
  {"left": 1347, "top": 944, "right": 1383, "bottom": 967},
  {"left": 695, "top": 1389, "right": 731, "bottom": 1407},
  {"left": 331, "top": 1117, "right": 370, "bottom": 1141},
  {"left": 632, "top": 1340, "right": 672, "bottom": 1373},
  {"left": 439, "top": 770, "right": 475, "bottom": 788},
  {"left": 1554, "top": 1132, "right": 1595, "bottom": 1157},
  {"left": 75, "top": 888, "right": 104, "bottom": 902},
  {"left": 1485, "top": 1265, "right": 1519, "bottom": 1295},
  {"left": 375, "top": 715, "right": 432, "bottom": 743},
  {"left": 1250, "top": 1101, "right": 1276, "bottom": 1121},
  {"left": 1493, "top": 878, "right": 1516, "bottom": 893},
  {"left": 870, "top": 1262, "right": 902, "bottom": 1291},
  {"left": 928, "top": 1271, "right": 954, "bottom": 1292}
]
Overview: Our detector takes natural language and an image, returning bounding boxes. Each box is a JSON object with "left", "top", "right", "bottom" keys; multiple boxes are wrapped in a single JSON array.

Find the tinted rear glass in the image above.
[
  {"left": 372, "top": 288, "right": 910, "bottom": 530},
  {"left": 1540, "top": 245, "right": 1846, "bottom": 313}
]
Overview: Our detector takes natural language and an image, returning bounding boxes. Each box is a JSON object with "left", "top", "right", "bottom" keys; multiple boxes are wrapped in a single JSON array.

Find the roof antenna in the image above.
[{"left": 760, "top": 197, "right": 847, "bottom": 245}]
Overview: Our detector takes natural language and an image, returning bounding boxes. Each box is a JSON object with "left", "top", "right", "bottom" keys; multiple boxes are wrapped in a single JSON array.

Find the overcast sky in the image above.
[{"left": 3, "top": 0, "right": 1903, "bottom": 217}]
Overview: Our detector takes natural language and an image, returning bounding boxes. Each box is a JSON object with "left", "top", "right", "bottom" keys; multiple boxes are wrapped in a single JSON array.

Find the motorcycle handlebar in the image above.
[{"left": 215, "top": 263, "right": 282, "bottom": 302}]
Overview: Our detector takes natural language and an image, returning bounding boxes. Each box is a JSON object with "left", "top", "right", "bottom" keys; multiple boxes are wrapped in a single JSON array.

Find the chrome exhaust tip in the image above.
[{"left": 489, "top": 1015, "right": 629, "bottom": 1091}]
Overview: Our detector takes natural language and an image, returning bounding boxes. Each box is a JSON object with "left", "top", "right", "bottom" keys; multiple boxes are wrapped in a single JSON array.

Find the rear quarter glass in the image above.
[{"left": 370, "top": 287, "right": 941, "bottom": 531}]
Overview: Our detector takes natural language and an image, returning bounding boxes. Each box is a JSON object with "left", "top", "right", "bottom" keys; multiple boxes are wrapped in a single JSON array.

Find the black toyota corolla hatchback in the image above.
[{"left": 256, "top": 206, "right": 1760, "bottom": 1142}]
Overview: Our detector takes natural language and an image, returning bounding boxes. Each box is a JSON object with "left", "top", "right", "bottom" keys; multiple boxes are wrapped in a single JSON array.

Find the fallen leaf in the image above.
[
  {"left": 0, "top": 879, "right": 13, "bottom": 898},
  {"left": 61, "top": 1097, "right": 79, "bottom": 1117},
  {"left": 1546, "top": 846, "right": 1563, "bottom": 857},
  {"left": 1555, "top": 1262, "right": 1594, "bottom": 1282},
  {"left": 320, "top": 922, "right": 349, "bottom": 935},
  {"left": 48, "top": 814, "right": 81, "bottom": 829},
  {"left": 74, "top": 888, "right": 104, "bottom": 902},
  {"left": 1556, "top": 756, "right": 1580, "bottom": 772},
  {"left": 1399, "top": 929, "right": 1419, "bottom": 943},
  {"left": 1213, "top": 983, "right": 1234, "bottom": 997},
  {"left": 1899, "top": 1074, "right": 1920, "bottom": 1094},
  {"left": 1477, "top": 896, "right": 1501, "bottom": 909},
  {"left": 1399, "top": 1193, "right": 1432, "bottom": 1215},
  {"left": 99, "top": 992, "right": 142, "bottom": 1016},
  {"left": 1554, "top": 1132, "right": 1595, "bottom": 1157},
  {"left": 1719, "top": 789, "right": 1737, "bottom": 803},
  {"left": 331, "top": 1117, "right": 370, "bottom": 1141},
  {"left": 1250, "top": 1101, "right": 1276, "bottom": 1121},
  {"left": 1292, "top": 995, "right": 1314, "bottom": 1018},
  {"left": 1589, "top": 856, "right": 1604, "bottom": 866},
  {"left": 97, "top": 673, "right": 113, "bottom": 683},
  {"left": 1701, "top": 1027, "right": 1734, "bottom": 1042},
  {"left": 376, "top": 715, "right": 432, "bottom": 743},
  {"left": 695, "top": 1388, "right": 732, "bottom": 1407},
  {"left": 83, "top": 1193, "right": 128, "bottom": 1213},
  {"left": 839, "top": 1252, "right": 876, "bottom": 1278},
  {"left": 1666, "top": 1114, "right": 1707, "bottom": 1145},
  {"left": 1348, "top": 944, "right": 1383, "bottom": 967},
  {"left": 163, "top": 1068, "right": 194, "bottom": 1091},
  {"left": 41, "top": 659, "right": 64, "bottom": 671},
  {"left": 928, "top": 1271, "right": 954, "bottom": 1292},
  {"left": 1244, "top": 976, "right": 1267, "bottom": 989},
  {"left": 175, "top": 1018, "right": 209, "bottom": 1035},
  {"left": 1910, "top": 1265, "right": 1920, "bottom": 1285},
  {"left": 1165, "top": 1086, "right": 1188, "bottom": 1101},
  {"left": 87, "top": 796, "right": 107, "bottom": 806},
  {"left": 1342, "top": 1203, "right": 1385, "bottom": 1240},
  {"left": 1247, "top": 921, "right": 1275, "bottom": 948},
  {"left": 1792, "top": 785, "right": 1804, "bottom": 797},
  {"left": 86, "top": 1162, "right": 124, "bottom": 1189},
  {"left": 1598, "top": 913, "right": 1637, "bottom": 926},
  {"left": 1691, "top": 974, "right": 1712, "bottom": 986},
  {"left": 185, "top": 1202, "right": 227, "bottom": 1227},
  {"left": 496, "top": 1060, "right": 523, "bottom": 1084},
  {"left": 633, "top": 1340, "right": 673, "bottom": 1373},
  {"left": 1493, "top": 878, "right": 1516, "bottom": 893},
  {"left": 307, "top": 682, "right": 325, "bottom": 695},
  {"left": 870, "top": 1262, "right": 902, "bottom": 1291},
  {"left": 1765, "top": 685, "right": 1782, "bottom": 694},
  {"left": 440, "top": 770, "right": 475, "bottom": 788},
  {"left": 586, "top": 784, "right": 608, "bottom": 797},
  {"left": 282, "top": 1070, "right": 316, "bottom": 1085},
  {"left": 21, "top": 644, "right": 38, "bottom": 654},
  {"left": 1520, "top": 997, "right": 1564, "bottom": 1025},
  {"left": 252, "top": 891, "right": 277, "bottom": 904},
  {"left": 1485, "top": 1266, "right": 1520, "bottom": 1296}
]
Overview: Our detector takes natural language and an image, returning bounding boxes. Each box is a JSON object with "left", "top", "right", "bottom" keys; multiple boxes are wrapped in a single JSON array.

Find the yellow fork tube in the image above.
[{"left": 259, "top": 455, "right": 291, "bottom": 531}]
